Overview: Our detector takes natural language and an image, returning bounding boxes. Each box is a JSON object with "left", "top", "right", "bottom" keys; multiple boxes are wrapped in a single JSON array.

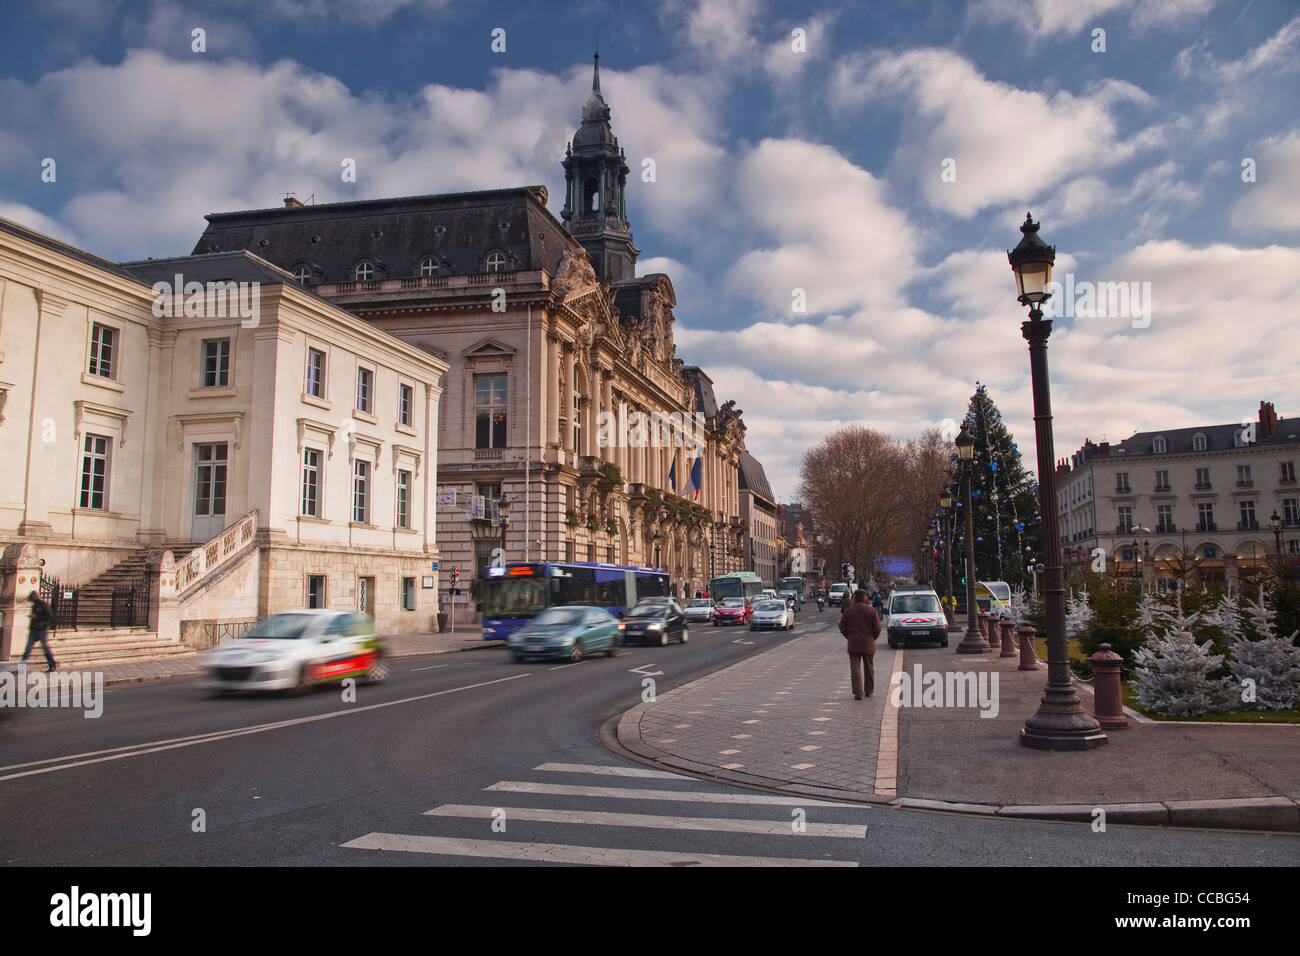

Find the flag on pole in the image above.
[
  {"left": 668, "top": 457, "right": 677, "bottom": 493},
  {"left": 684, "top": 457, "right": 702, "bottom": 500}
]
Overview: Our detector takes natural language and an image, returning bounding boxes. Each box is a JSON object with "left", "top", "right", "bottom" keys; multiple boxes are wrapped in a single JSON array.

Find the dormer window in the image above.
[
  {"left": 354, "top": 260, "right": 375, "bottom": 281},
  {"left": 1153, "top": 436, "right": 1167, "bottom": 454},
  {"left": 419, "top": 256, "right": 439, "bottom": 277},
  {"left": 484, "top": 251, "right": 507, "bottom": 273},
  {"left": 292, "top": 264, "right": 311, "bottom": 285},
  {"left": 1192, "top": 433, "right": 1207, "bottom": 451}
]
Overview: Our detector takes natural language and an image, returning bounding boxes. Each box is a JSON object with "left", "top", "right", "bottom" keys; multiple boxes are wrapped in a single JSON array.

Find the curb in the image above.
[{"left": 610, "top": 644, "right": 1300, "bottom": 834}]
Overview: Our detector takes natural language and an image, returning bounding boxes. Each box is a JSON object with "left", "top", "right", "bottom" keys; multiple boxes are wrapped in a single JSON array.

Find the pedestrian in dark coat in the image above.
[
  {"left": 838, "top": 589, "right": 881, "bottom": 699},
  {"left": 23, "top": 591, "right": 58, "bottom": 671}
]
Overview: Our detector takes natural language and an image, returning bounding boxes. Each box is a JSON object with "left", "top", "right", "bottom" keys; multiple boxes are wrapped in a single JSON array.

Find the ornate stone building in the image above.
[{"left": 191, "top": 57, "right": 752, "bottom": 603}]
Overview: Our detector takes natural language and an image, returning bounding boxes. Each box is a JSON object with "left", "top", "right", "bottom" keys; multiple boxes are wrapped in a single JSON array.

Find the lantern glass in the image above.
[{"left": 955, "top": 427, "right": 975, "bottom": 461}]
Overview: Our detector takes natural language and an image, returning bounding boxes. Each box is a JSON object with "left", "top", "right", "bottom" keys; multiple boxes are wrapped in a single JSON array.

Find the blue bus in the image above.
[{"left": 479, "top": 561, "right": 671, "bottom": 641}]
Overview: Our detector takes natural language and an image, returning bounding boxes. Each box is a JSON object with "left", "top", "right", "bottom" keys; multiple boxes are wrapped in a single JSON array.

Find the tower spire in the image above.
[{"left": 593, "top": 52, "right": 600, "bottom": 94}]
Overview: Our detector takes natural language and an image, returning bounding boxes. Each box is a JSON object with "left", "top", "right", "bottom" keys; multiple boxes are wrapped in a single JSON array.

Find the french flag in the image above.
[{"left": 683, "top": 456, "right": 703, "bottom": 501}]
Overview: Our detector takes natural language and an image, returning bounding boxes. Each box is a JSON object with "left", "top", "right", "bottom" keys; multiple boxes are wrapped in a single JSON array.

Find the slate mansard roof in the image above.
[
  {"left": 1111, "top": 419, "right": 1299, "bottom": 457},
  {"left": 738, "top": 451, "right": 776, "bottom": 506},
  {"left": 191, "top": 186, "right": 583, "bottom": 285}
]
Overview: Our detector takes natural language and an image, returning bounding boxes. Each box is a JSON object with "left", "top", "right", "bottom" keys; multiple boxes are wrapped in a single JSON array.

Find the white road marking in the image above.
[
  {"left": 0, "top": 673, "right": 533, "bottom": 783},
  {"left": 483, "top": 781, "right": 859, "bottom": 807},
  {"left": 628, "top": 664, "right": 664, "bottom": 677},
  {"left": 341, "top": 833, "right": 856, "bottom": 866},
  {"left": 409, "top": 664, "right": 449, "bottom": 672},
  {"left": 548, "top": 660, "right": 590, "bottom": 671},
  {"left": 532, "top": 762, "right": 691, "bottom": 780},
  {"left": 424, "top": 804, "right": 867, "bottom": 838}
]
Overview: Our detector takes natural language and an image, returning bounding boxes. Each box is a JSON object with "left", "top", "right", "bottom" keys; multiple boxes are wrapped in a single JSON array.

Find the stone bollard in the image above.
[
  {"left": 999, "top": 618, "right": 1018, "bottom": 658},
  {"left": 1016, "top": 623, "right": 1041, "bottom": 671},
  {"left": 1090, "top": 643, "right": 1128, "bottom": 729},
  {"left": 985, "top": 613, "right": 1001, "bottom": 650},
  {"left": 976, "top": 612, "right": 988, "bottom": 642}
]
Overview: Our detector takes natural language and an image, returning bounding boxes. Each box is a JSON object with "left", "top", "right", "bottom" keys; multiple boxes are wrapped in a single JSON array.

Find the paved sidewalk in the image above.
[
  {"left": 618, "top": 627, "right": 1300, "bottom": 832},
  {"left": 0, "top": 630, "right": 501, "bottom": 687}
]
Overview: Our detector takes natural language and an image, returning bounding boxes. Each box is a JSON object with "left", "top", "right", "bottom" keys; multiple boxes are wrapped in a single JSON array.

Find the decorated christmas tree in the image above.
[
  {"left": 951, "top": 383, "right": 1042, "bottom": 588},
  {"left": 1132, "top": 589, "right": 1234, "bottom": 716}
]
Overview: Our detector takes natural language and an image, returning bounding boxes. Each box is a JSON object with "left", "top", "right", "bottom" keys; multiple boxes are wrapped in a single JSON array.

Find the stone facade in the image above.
[{"left": 1058, "top": 401, "right": 1300, "bottom": 590}]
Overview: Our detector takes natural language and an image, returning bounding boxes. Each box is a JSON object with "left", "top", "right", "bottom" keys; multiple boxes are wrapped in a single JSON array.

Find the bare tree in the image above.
[
  {"left": 797, "top": 425, "right": 907, "bottom": 581},
  {"left": 894, "top": 428, "right": 953, "bottom": 581}
]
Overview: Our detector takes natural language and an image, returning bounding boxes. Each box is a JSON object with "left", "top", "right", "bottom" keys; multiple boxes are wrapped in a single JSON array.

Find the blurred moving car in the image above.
[
  {"left": 199, "top": 610, "right": 387, "bottom": 694},
  {"left": 883, "top": 587, "right": 949, "bottom": 648},
  {"left": 620, "top": 602, "right": 689, "bottom": 645},
  {"left": 750, "top": 599, "right": 795, "bottom": 631},
  {"left": 711, "top": 597, "right": 752, "bottom": 626},
  {"left": 683, "top": 598, "right": 715, "bottom": 623},
  {"left": 508, "top": 605, "right": 621, "bottom": 662}
]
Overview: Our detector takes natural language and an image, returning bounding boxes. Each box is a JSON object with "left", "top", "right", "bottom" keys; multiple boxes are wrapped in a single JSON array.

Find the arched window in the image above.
[
  {"left": 1153, "top": 436, "right": 1167, "bottom": 454},
  {"left": 354, "top": 260, "right": 375, "bottom": 281},
  {"left": 419, "top": 257, "right": 438, "bottom": 277},
  {"left": 291, "top": 264, "right": 311, "bottom": 285},
  {"left": 1193, "top": 433, "right": 1207, "bottom": 451},
  {"left": 484, "top": 251, "right": 507, "bottom": 273},
  {"left": 583, "top": 177, "right": 599, "bottom": 214}
]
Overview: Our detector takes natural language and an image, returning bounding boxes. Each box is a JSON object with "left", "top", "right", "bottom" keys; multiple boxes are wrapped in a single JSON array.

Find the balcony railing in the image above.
[
  {"left": 1156, "top": 522, "right": 1176, "bottom": 533},
  {"left": 1195, "top": 482, "right": 1212, "bottom": 490},
  {"left": 1154, "top": 484, "right": 1171, "bottom": 493},
  {"left": 1196, "top": 521, "right": 1217, "bottom": 532},
  {"left": 1115, "top": 484, "right": 1131, "bottom": 494},
  {"left": 1116, "top": 523, "right": 1134, "bottom": 534},
  {"left": 1238, "top": 520, "right": 1259, "bottom": 531},
  {"left": 176, "top": 510, "right": 258, "bottom": 597},
  {"left": 1236, "top": 480, "right": 1253, "bottom": 488}
]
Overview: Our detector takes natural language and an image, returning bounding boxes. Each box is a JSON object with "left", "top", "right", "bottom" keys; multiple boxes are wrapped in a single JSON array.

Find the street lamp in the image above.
[
  {"left": 1271, "top": 510, "right": 1283, "bottom": 555},
  {"left": 955, "top": 426, "right": 988, "bottom": 654},
  {"left": 940, "top": 485, "right": 957, "bottom": 629},
  {"left": 1009, "top": 213, "right": 1105, "bottom": 749},
  {"left": 498, "top": 495, "right": 511, "bottom": 559}
]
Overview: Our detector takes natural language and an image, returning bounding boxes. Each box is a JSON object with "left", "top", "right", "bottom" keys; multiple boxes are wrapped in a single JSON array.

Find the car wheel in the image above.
[
  {"left": 606, "top": 636, "right": 618, "bottom": 657},
  {"left": 510, "top": 652, "right": 523, "bottom": 663},
  {"left": 569, "top": 641, "right": 584, "bottom": 663},
  {"left": 888, "top": 638, "right": 899, "bottom": 649},
  {"left": 713, "top": 621, "right": 719, "bottom": 627},
  {"left": 364, "top": 654, "right": 390, "bottom": 684},
  {"left": 941, "top": 637, "right": 950, "bottom": 648},
  {"left": 680, "top": 627, "right": 689, "bottom": 644},
  {"left": 658, "top": 630, "right": 669, "bottom": 646},
  {"left": 290, "top": 664, "right": 314, "bottom": 696}
]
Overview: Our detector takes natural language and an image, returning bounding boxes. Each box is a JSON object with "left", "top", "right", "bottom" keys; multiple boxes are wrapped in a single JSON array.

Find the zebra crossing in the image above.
[{"left": 341, "top": 761, "right": 869, "bottom": 866}]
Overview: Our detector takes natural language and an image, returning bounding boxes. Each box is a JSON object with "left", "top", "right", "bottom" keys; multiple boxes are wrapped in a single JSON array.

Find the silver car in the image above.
[
  {"left": 683, "top": 598, "right": 715, "bottom": 623},
  {"left": 749, "top": 599, "right": 794, "bottom": 631}
]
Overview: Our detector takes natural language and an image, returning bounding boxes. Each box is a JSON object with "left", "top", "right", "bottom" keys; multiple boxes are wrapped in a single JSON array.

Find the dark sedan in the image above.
[{"left": 618, "top": 602, "right": 689, "bottom": 645}]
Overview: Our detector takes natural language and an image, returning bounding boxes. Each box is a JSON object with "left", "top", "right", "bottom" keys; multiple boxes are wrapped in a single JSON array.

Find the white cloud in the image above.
[
  {"left": 1231, "top": 129, "right": 1300, "bottom": 234},
  {"left": 0, "top": 203, "right": 81, "bottom": 245},
  {"left": 763, "top": 13, "right": 835, "bottom": 82},
  {"left": 969, "top": 0, "right": 1216, "bottom": 39},
  {"left": 832, "top": 48, "right": 1148, "bottom": 217}
]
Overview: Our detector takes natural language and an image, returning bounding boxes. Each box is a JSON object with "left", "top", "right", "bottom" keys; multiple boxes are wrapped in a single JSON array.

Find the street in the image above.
[{"left": 1, "top": 614, "right": 1292, "bottom": 867}]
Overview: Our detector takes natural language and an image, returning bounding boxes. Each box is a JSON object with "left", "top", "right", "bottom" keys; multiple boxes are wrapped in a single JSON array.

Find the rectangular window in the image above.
[
  {"left": 356, "top": 367, "right": 373, "bottom": 413},
  {"left": 474, "top": 539, "right": 497, "bottom": 580},
  {"left": 474, "top": 374, "right": 508, "bottom": 449},
  {"left": 396, "top": 469, "right": 411, "bottom": 529},
  {"left": 1195, "top": 468, "right": 1211, "bottom": 489},
  {"left": 352, "top": 459, "right": 370, "bottom": 524},
  {"left": 1284, "top": 498, "right": 1299, "bottom": 526},
  {"left": 88, "top": 323, "right": 117, "bottom": 379},
  {"left": 573, "top": 393, "right": 583, "bottom": 452},
  {"left": 1282, "top": 462, "right": 1296, "bottom": 483},
  {"left": 402, "top": 577, "right": 416, "bottom": 611},
  {"left": 202, "top": 339, "right": 230, "bottom": 388},
  {"left": 1240, "top": 500, "right": 1256, "bottom": 528},
  {"left": 1154, "top": 470, "right": 1169, "bottom": 492},
  {"left": 1197, "top": 502, "right": 1214, "bottom": 530},
  {"left": 1289, "top": 539, "right": 1300, "bottom": 556},
  {"left": 193, "top": 443, "right": 228, "bottom": 518},
  {"left": 79, "top": 434, "right": 110, "bottom": 509},
  {"left": 305, "top": 348, "right": 325, "bottom": 398},
  {"left": 1115, "top": 473, "right": 1130, "bottom": 493},
  {"left": 1157, "top": 504, "right": 1173, "bottom": 531},
  {"left": 1117, "top": 506, "right": 1133, "bottom": 532},
  {"left": 307, "top": 575, "right": 326, "bottom": 609},
  {"left": 399, "top": 383, "right": 414, "bottom": 426},
  {"left": 302, "top": 448, "right": 321, "bottom": 517},
  {"left": 1237, "top": 464, "right": 1252, "bottom": 487}
]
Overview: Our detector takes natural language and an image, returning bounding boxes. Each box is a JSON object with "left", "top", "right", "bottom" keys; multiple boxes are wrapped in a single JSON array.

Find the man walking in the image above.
[
  {"left": 23, "top": 590, "right": 58, "bottom": 672},
  {"left": 838, "top": 589, "right": 880, "bottom": 700}
]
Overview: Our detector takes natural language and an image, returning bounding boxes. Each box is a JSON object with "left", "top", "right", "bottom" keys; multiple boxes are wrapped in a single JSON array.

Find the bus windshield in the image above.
[{"left": 482, "top": 576, "right": 548, "bottom": 618}]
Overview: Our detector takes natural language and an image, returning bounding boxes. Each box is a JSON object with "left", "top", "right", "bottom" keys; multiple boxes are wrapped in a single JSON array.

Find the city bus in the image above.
[
  {"left": 975, "top": 581, "right": 1012, "bottom": 614},
  {"left": 778, "top": 576, "right": 806, "bottom": 601},
  {"left": 479, "top": 561, "right": 670, "bottom": 641},
  {"left": 707, "top": 570, "right": 764, "bottom": 604}
]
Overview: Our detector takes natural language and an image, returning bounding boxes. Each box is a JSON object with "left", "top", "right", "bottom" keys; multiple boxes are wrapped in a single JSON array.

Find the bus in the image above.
[
  {"left": 975, "top": 581, "right": 1012, "bottom": 614},
  {"left": 479, "top": 561, "right": 670, "bottom": 641},
  {"left": 778, "top": 576, "right": 806, "bottom": 601},
  {"left": 707, "top": 570, "right": 764, "bottom": 604}
]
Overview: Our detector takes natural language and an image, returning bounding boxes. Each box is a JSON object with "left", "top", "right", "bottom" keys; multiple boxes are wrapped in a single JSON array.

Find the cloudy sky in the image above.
[{"left": 2, "top": 0, "right": 1297, "bottom": 500}]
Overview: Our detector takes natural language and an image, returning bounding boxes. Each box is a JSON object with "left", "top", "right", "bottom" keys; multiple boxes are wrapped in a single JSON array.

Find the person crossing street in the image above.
[
  {"left": 23, "top": 590, "right": 58, "bottom": 672},
  {"left": 838, "top": 589, "right": 880, "bottom": 699}
]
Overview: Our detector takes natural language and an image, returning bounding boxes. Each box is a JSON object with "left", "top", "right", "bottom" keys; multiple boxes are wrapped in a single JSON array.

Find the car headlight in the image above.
[{"left": 647, "top": 622, "right": 664, "bottom": 631}]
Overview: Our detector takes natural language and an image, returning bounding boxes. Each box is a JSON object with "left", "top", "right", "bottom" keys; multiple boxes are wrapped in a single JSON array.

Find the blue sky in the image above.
[{"left": 2, "top": 0, "right": 1298, "bottom": 499}]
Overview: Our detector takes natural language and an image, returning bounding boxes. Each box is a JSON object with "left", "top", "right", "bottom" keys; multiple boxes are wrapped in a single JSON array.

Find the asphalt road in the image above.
[{"left": 0, "top": 613, "right": 1295, "bottom": 866}]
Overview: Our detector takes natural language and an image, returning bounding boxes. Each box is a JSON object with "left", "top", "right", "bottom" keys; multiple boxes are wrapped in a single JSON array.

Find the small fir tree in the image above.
[
  {"left": 1132, "top": 589, "right": 1234, "bottom": 716},
  {"left": 1229, "top": 589, "right": 1300, "bottom": 710}
]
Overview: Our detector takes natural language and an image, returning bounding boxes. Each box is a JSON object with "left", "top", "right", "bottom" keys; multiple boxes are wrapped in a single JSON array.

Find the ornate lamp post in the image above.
[
  {"left": 955, "top": 427, "right": 988, "bottom": 654},
  {"left": 1271, "top": 510, "right": 1283, "bottom": 556},
  {"left": 940, "top": 485, "right": 956, "bottom": 629},
  {"left": 1009, "top": 214, "right": 1106, "bottom": 749},
  {"left": 498, "top": 495, "right": 511, "bottom": 559}
]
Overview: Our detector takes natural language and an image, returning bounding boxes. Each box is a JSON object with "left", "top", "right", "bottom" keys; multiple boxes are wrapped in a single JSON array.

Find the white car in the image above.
[
  {"left": 199, "top": 610, "right": 388, "bottom": 694},
  {"left": 683, "top": 598, "right": 715, "bottom": 623},
  {"left": 883, "top": 588, "right": 949, "bottom": 649},
  {"left": 749, "top": 599, "right": 795, "bottom": 631}
]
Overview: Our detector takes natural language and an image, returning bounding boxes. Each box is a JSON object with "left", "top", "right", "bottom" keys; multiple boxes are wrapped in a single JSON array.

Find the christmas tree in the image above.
[
  {"left": 1229, "top": 588, "right": 1300, "bottom": 710},
  {"left": 1065, "top": 585, "right": 1093, "bottom": 639},
  {"left": 1132, "top": 588, "right": 1234, "bottom": 716},
  {"left": 952, "top": 383, "right": 1042, "bottom": 587}
]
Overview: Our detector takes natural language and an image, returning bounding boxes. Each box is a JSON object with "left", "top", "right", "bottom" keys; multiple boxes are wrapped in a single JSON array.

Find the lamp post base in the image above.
[
  {"left": 956, "top": 629, "right": 990, "bottom": 654},
  {"left": 1019, "top": 684, "right": 1109, "bottom": 750}
]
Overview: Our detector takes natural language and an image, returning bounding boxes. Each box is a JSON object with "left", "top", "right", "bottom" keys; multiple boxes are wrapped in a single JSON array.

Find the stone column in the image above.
[
  {"left": 561, "top": 345, "right": 575, "bottom": 454},
  {"left": 547, "top": 331, "right": 562, "bottom": 449},
  {"left": 1, "top": 543, "right": 42, "bottom": 660}
]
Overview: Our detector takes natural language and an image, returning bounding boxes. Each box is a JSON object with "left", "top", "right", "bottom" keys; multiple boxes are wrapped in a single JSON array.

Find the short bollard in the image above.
[
  {"left": 985, "top": 613, "right": 1001, "bottom": 650},
  {"left": 1090, "top": 643, "right": 1128, "bottom": 729},
  {"left": 976, "top": 612, "right": 989, "bottom": 642},
  {"left": 1016, "top": 623, "right": 1041, "bottom": 671},
  {"left": 999, "top": 618, "right": 1018, "bottom": 658}
]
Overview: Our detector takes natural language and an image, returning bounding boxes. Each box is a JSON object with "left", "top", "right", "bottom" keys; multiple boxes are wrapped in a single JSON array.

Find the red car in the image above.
[{"left": 711, "top": 597, "right": 752, "bottom": 626}]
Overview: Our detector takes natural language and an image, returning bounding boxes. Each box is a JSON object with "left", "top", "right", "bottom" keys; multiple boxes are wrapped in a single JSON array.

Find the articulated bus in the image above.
[
  {"left": 479, "top": 561, "right": 671, "bottom": 641},
  {"left": 707, "top": 570, "right": 765, "bottom": 604}
]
